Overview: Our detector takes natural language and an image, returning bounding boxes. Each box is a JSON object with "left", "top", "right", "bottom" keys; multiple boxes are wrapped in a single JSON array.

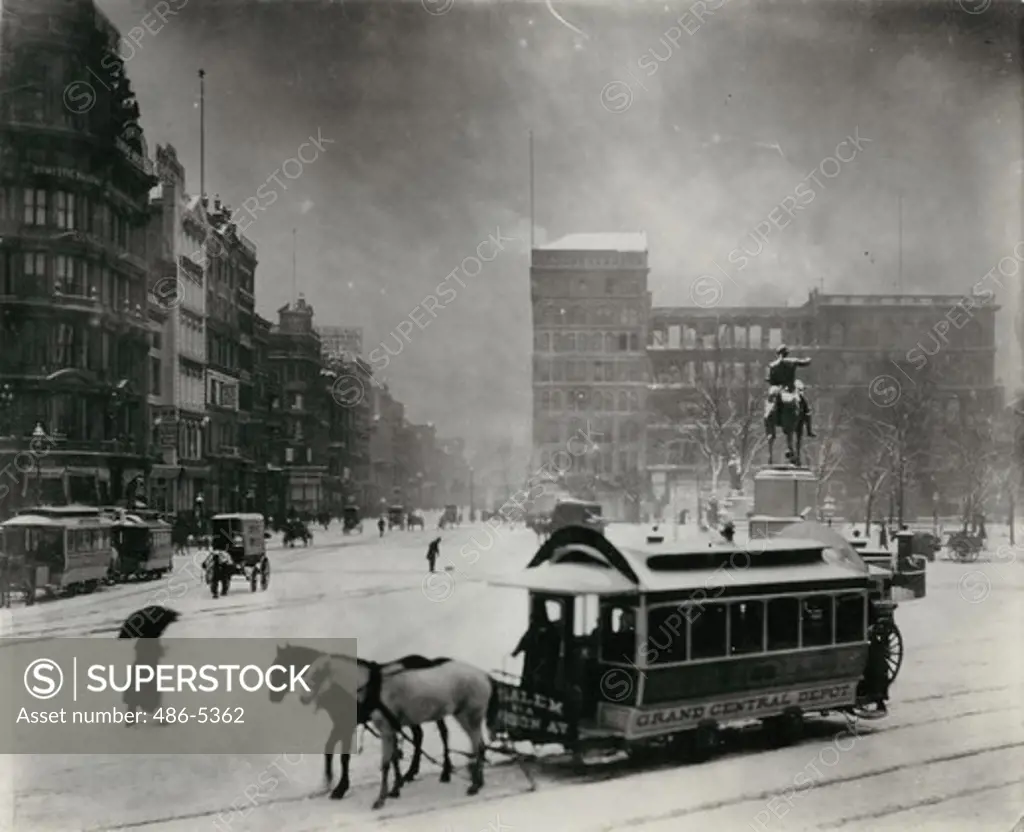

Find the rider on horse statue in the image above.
[{"left": 765, "top": 345, "right": 816, "bottom": 438}]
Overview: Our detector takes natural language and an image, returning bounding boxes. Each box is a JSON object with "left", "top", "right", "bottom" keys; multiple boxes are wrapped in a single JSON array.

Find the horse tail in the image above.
[{"left": 486, "top": 677, "right": 501, "bottom": 736}]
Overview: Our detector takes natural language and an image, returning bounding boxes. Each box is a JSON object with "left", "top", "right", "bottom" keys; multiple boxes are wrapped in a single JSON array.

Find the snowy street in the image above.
[{"left": 3, "top": 522, "right": 1023, "bottom": 831}]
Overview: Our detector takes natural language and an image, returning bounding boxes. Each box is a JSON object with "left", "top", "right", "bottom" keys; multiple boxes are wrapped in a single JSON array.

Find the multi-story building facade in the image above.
[
  {"left": 647, "top": 290, "right": 1001, "bottom": 516},
  {"left": 530, "top": 233, "right": 650, "bottom": 518},
  {"left": 322, "top": 351, "right": 372, "bottom": 514},
  {"left": 318, "top": 326, "right": 363, "bottom": 361},
  {"left": 145, "top": 145, "right": 209, "bottom": 514},
  {"left": 205, "top": 196, "right": 257, "bottom": 512},
  {"left": 0, "top": 0, "right": 156, "bottom": 516},
  {"left": 268, "top": 296, "right": 327, "bottom": 514},
  {"left": 252, "top": 313, "right": 282, "bottom": 517},
  {"left": 367, "top": 383, "right": 402, "bottom": 510}
]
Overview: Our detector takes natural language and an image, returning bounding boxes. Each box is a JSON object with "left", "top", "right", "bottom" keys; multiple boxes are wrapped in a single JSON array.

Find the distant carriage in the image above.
[
  {"left": 387, "top": 505, "right": 405, "bottom": 530},
  {"left": 1, "top": 505, "right": 114, "bottom": 604},
  {"left": 342, "top": 505, "right": 363, "bottom": 535},
  {"left": 204, "top": 513, "right": 270, "bottom": 598}
]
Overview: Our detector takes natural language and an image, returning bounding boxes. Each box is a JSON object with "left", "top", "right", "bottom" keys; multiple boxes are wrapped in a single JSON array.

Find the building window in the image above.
[
  {"left": 55, "top": 192, "right": 75, "bottom": 230},
  {"left": 24, "top": 189, "right": 47, "bottom": 226},
  {"left": 24, "top": 251, "right": 46, "bottom": 281}
]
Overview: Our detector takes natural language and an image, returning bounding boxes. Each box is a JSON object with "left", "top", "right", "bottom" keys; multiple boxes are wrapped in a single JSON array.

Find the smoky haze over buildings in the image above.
[{"left": 102, "top": 0, "right": 1021, "bottom": 466}]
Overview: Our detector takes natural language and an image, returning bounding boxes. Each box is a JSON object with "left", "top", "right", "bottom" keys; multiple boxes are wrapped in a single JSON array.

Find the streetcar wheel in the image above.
[
  {"left": 674, "top": 720, "right": 719, "bottom": 763},
  {"left": 885, "top": 624, "right": 904, "bottom": 684},
  {"left": 764, "top": 708, "right": 804, "bottom": 748}
]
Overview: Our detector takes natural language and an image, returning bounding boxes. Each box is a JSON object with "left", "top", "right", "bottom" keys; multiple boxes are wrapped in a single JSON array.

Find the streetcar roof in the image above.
[
  {"left": 1, "top": 513, "right": 112, "bottom": 529},
  {"left": 211, "top": 513, "right": 264, "bottom": 521},
  {"left": 489, "top": 525, "right": 871, "bottom": 596}
]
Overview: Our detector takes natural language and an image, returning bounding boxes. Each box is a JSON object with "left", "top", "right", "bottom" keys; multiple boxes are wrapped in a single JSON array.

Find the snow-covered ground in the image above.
[{"left": 1, "top": 522, "right": 1022, "bottom": 831}]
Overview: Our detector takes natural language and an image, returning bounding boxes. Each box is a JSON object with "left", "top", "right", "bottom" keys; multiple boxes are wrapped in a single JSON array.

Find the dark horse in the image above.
[
  {"left": 765, "top": 389, "right": 803, "bottom": 465},
  {"left": 270, "top": 644, "right": 455, "bottom": 800}
]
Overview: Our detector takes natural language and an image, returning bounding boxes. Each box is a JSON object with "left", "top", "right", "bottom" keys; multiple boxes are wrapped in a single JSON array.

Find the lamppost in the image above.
[
  {"left": 32, "top": 422, "right": 45, "bottom": 505},
  {"left": 0, "top": 383, "right": 13, "bottom": 437},
  {"left": 823, "top": 494, "right": 836, "bottom": 527},
  {"left": 469, "top": 466, "right": 475, "bottom": 522},
  {"left": 194, "top": 493, "right": 205, "bottom": 537}
]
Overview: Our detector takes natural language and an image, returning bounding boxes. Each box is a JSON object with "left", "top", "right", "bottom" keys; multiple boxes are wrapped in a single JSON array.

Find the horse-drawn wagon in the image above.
[
  {"left": 486, "top": 524, "right": 898, "bottom": 761},
  {"left": 205, "top": 513, "right": 270, "bottom": 598}
]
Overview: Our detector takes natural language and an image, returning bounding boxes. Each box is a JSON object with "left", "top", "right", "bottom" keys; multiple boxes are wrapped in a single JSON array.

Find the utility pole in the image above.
[{"left": 198, "top": 69, "right": 205, "bottom": 200}]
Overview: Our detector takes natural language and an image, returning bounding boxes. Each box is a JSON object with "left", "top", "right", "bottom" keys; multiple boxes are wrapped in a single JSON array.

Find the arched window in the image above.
[
  {"left": 592, "top": 390, "right": 603, "bottom": 410},
  {"left": 551, "top": 390, "right": 562, "bottom": 411},
  {"left": 628, "top": 391, "right": 640, "bottom": 411},
  {"left": 605, "top": 333, "right": 616, "bottom": 352},
  {"left": 569, "top": 305, "right": 585, "bottom": 325},
  {"left": 603, "top": 391, "right": 615, "bottom": 411},
  {"left": 629, "top": 333, "right": 639, "bottom": 352},
  {"left": 590, "top": 333, "right": 602, "bottom": 352},
  {"left": 618, "top": 392, "right": 628, "bottom": 412},
  {"left": 565, "top": 333, "right": 576, "bottom": 352}
]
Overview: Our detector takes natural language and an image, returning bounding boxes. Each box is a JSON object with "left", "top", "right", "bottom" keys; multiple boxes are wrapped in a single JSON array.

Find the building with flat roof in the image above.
[{"left": 530, "top": 232, "right": 651, "bottom": 519}]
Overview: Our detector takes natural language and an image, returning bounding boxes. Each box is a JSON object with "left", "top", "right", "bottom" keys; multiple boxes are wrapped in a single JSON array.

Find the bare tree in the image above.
[
  {"left": 859, "top": 364, "right": 944, "bottom": 527},
  {"left": 688, "top": 366, "right": 765, "bottom": 495},
  {"left": 810, "top": 392, "right": 855, "bottom": 508},
  {"left": 843, "top": 416, "right": 895, "bottom": 533}
]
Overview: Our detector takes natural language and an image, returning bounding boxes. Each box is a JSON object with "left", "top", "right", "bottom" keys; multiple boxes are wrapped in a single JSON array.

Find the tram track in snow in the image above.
[{"left": 64, "top": 680, "right": 1024, "bottom": 830}]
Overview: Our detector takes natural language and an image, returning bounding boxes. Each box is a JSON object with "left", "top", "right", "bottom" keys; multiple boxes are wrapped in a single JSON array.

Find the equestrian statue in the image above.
[{"left": 764, "top": 344, "right": 815, "bottom": 466}]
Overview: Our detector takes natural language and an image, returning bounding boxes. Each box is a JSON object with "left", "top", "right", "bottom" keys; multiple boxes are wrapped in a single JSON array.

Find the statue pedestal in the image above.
[{"left": 749, "top": 466, "right": 818, "bottom": 539}]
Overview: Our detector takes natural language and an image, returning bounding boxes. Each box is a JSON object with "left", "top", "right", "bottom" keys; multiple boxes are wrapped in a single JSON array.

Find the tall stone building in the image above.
[
  {"left": 267, "top": 296, "right": 327, "bottom": 514},
  {"left": 0, "top": 0, "right": 156, "bottom": 515},
  {"left": 530, "top": 233, "right": 650, "bottom": 518},
  {"left": 145, "top": 145, "right": 209, "bottom": 513},
  {"left": 205, "top": 196, "right": 258, "bottom": 512}
]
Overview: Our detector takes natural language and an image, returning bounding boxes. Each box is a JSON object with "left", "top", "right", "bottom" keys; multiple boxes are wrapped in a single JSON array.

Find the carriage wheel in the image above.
[
  {"left": 884, "top": 622, "right": 903, "bottom": 684},
  {"left": 964, "top": 546, "right": 981, "bottom": 563},
  {"left": 260, "top": 559, "right": 270, "bottom": 590},
  {"left": 249, "top": 568, "right": 258, "bottom": 593}
]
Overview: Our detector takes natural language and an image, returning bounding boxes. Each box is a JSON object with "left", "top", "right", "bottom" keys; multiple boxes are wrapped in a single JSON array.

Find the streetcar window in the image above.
[
  {"left": 646, "top": 605, "right": 687, "bottom": 664},
  {"left": 689, "top": 603, "right": 727, "bottom": 659},
  {"left": 801, "top": 595, "right": 834, "bottom": 647},
  {"left": 835, "top": 594, "right": 866, "bottom": 643},
  {"left": 766, "top": 597, "right": 799, "bottom": 650},
  {"left": 600, "top": 604, "right": 637, "bottom": 663},
  {"left": 729, "top": 601, "right": 765, "bottom": 655}
]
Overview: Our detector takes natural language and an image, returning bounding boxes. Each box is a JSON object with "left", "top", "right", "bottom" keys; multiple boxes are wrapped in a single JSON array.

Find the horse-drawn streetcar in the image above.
[{"left": 487, "top": 525, "right": 898, "bottom": 760}]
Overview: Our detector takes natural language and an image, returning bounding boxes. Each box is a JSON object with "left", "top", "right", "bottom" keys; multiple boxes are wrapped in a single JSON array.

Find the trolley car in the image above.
[
  {"left": 487, "top": 525, "right": 899, "bottom": 760},
  {"left": 106, "top": 508, "right": 173, "bottom": 582},
  {"left": 0, "top": 505, "right": 114, "bottom": 605}
]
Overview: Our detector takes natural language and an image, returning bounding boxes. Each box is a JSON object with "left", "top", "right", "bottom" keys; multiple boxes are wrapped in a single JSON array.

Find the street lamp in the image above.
[
  {"left": 0, "top": 383, "right": 13, "bottom": 436},
  {"left": 32, "top": 422, "right": 45, "bottom": 504},
  {"left": 469, "top": 466, "right": 475, "bottom": 522}
]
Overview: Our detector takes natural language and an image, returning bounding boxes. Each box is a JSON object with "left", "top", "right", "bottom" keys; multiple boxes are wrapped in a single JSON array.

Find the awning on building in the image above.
[{"left": 149, "top": 465, "right": 181, "bottom": 481}]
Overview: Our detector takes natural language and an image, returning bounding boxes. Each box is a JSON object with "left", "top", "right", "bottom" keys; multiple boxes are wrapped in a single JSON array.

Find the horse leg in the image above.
[
  {"left": 330, "top": 753, "right": 350, "bottom": 800},
  {"left": 373, "top": 729, "right": 395, "bottom": 810},
  {"left": 323, "top": 726, "right": 338, "bottom": 792},
  {"left": 402, "top": 724, "right": 423, "bottom": 783},
  {"left": 437, "top": 719, "right": 453, "bottom": 782},
  {"left": 455, "top": 712, "right": 486, "bottom": 796},
  {"left": 389, "top": 748, "right": 403, "bottom": 798}
]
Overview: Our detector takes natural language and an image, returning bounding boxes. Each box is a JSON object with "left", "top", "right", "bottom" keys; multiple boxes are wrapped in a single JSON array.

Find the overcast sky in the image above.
[{"left": 100, "top": 0, "right": 1021, "bottom": 470}]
